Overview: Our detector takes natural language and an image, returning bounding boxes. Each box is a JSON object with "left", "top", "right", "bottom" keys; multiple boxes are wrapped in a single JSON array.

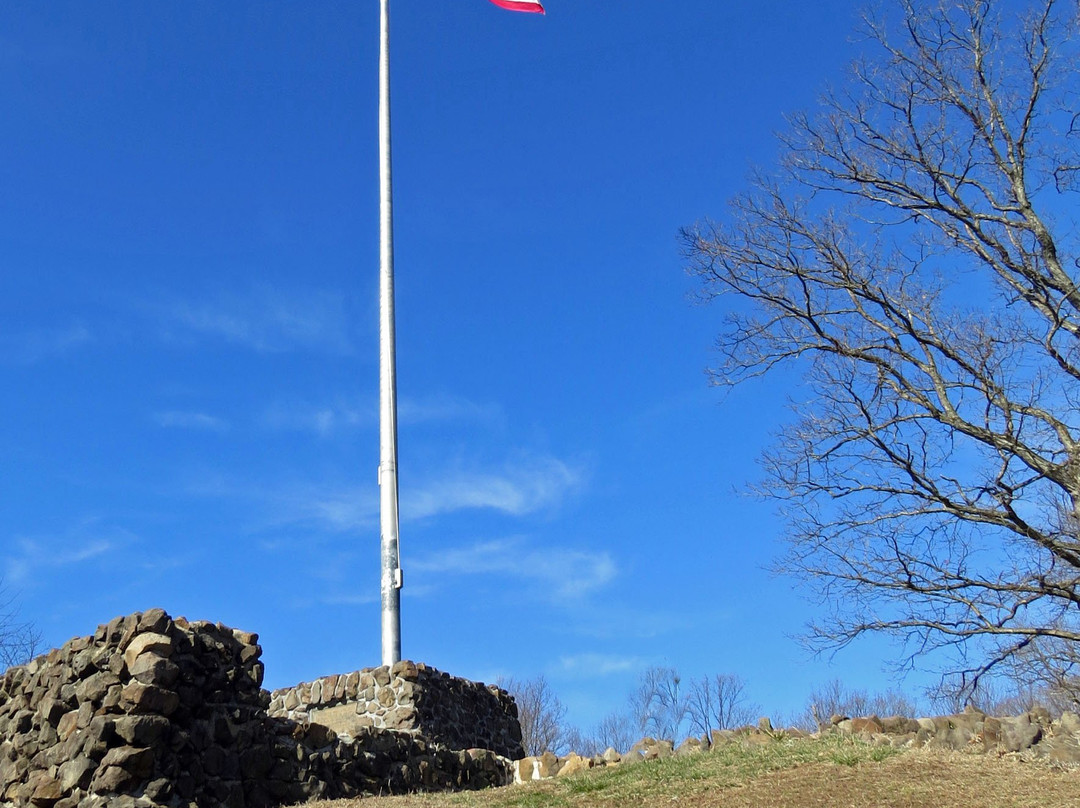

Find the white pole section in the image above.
[{"left": 378, "top": 0, "right": 402, "bottom": 667}]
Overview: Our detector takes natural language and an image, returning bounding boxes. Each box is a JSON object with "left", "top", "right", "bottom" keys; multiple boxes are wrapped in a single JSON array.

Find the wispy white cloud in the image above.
[
  {"left": 6, "top": 534, "right": 117, "bottom": 587},
  {"left": 270, "top": 455, "right": 582, "bottom": 532},
  {"left": 411, "top": 537, "right": 616, "bottom": 600},
  {"left": 150, "top": 286, "right": 352, "bottom": 354},
  {"left": 0, "top": 323, "right": 92, "bottom": 364},
  {"left": 319, "top": 593, "right": 379, "bottom": 606},
  {"left": 293, "top": 486, "right": 380, "bottom": 532},
  {"left": 399, "top": 395, "right": 504, "bottom": 427},
  {"left": 154, "top": 411, "right": 230, "bottom": 432},
  {"left": 262, "top": 393, "right": 503, "bottom": 437},
  {"left": 404, "top": 457, "right": 580, "bottom": 521},
  {"left": 554, "top": 653, "right": 647, "bottom": 678},
  {"left": 261, "top": 400, "right": 370, "bottom": 436},
  {"left": 2, "top": 517, "right": 193, "bottom": 593}
]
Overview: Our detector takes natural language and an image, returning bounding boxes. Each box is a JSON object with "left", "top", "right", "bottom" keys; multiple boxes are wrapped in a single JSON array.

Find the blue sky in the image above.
[{"left": 2, "top": 0, "right": 933, "bottom": 731}]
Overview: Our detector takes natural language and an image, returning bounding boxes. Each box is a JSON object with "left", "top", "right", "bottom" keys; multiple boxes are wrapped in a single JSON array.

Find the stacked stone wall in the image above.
[
  {"left": 268, "top": 661, "right": 525, "bottom": 761},
  {"left": 513, "top": 705, "right": 1080, "bottom": 782},
  {"left": 0, "top": 610, "right": 514, "bottom": 808}
]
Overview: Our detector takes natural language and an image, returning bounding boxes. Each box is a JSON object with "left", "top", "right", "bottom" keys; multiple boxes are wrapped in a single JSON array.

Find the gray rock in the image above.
[
  {"left": 999, "top": 713, "right": 1042, "bottom": 752},
  {"left": 58, "top": 757, "right": 95, "bottom": 792},
  {"left": 99, "top": 745, "right": 154, "bottom": 778},
  {"left": 127, "top": 655, "right": 180, "bottom": 688},
  {"left": 113, "top": 715, "right": 170, "bottom": 746}
]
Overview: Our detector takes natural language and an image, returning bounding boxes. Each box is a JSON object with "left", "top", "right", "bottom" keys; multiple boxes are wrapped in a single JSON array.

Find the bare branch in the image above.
[{"left": 685, "top": 0, "right": 1080, "bottom": 690}]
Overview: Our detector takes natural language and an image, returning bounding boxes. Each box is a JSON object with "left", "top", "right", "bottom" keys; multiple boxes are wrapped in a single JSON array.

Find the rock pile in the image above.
[
  {"left": 829, "top": 704, "right": 1080, "bottom": 763},
  {"left": 0, "top": 609, "right": 515, "bottom": 808},
  {"left": 268, "top": 662, "right": 524, "bottom": 761},
  {"left": 514, "top": 706, "right": 1080, "bottom": 782}
]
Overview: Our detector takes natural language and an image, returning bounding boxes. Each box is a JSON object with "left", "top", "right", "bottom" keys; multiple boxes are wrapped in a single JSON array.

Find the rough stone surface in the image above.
[
  {"left": 269, "top": 662, "right": 524, "bottom": 761},
  {"left": 513, "top": 703, "right": 1080, "bottom": 785},
  {"left": 0, "top": 610, "right": 515, "bottom": 808}
]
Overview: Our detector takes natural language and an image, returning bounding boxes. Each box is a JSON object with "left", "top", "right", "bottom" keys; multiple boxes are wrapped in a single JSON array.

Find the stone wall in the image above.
[
  {"left": 0, "top": 610, "right": 514, "bottom": 808},
  {"left": 268, "top": 662, "right": 525, "bottom": 761},
  {"left": 512, "top": 705, "right": 1080, "bottom": 782},
  {"left": 827, "top": 705, "right": 1080, "bottom": 762}
]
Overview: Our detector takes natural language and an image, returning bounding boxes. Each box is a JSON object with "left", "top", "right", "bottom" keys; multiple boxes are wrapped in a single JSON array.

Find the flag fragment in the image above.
[{"left": 488, "top": 0, "right": 545, "bottom": 13}]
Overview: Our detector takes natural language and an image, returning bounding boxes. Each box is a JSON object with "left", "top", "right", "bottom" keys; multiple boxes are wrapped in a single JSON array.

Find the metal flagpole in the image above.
[{"left": 378, "top": 0, "right": 402, "bottom": 667}]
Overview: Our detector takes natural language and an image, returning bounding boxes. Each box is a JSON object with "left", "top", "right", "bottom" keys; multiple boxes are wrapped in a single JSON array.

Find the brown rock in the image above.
[
  {"left": 91, "top": 765, "right": 133, "bottom": 794},
  {"left": 74, "top": 671, "right": 120, "bottom": 705},
  {"left": 325, "top": 674, "right": 340, "bottom": 701},
  {"left": 29, "top": 775, "right": 62, "bottom": 807},
  {"left": 556, "top": 753, "right": 592, "bottom": 776},
  {"left": 231, "top": 629, "right": 258, "bottom": 646},
  {"left": 122, "top": 633, "right": 173, "bottom": 672},
  {"left": 137, "top": 608, "right": 170, "bottom": 634},
  {"left": 36, "top": 698, "right": 66, "bottom": 728},
  {"left": 114, "top": 715, "right": 170, "bottom": 746},
  {"left": 710, "top": 729, "right": 735, "bottom": 747},
  {"left": 70, "top": 650, "right": 96, "bottom": 679},
  {"left": 880, "top": 716, "right": 920, "bottom": 734},
  {"left": 849, "top": 716, "right": 885, "bottom": 735},
  {"left": 676, "top": 737, "right": 705, "bottom": 755},
  {"left": 303, "top": 722, "right": 337, "bottom": 749},
  {"left": 535, "top": 751, "right": 560, "bottom": 777},
  {"left": 100, "top": 745, "right": 155, "bottom": 779},
  {"left": 119, "top": 682, "right": 179, "bottom": 716}
]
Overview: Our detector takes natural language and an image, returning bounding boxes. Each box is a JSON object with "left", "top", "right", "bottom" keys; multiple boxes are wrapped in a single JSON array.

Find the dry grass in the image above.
[{"left": 304, "top": 737, "right": 1080, "bottom": 808}]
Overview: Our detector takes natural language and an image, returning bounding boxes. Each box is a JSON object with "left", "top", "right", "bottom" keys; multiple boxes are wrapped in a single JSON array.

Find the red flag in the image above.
[{"left": 488, "top": 0, "right": 545, "bottom": 13}]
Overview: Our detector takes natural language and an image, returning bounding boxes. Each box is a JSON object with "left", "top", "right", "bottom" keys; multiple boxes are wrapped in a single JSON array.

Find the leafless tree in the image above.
[
  {"left": 683, "top": 0, "right": 1080, "bottom": 701},
  {"left": 0, "top": 584, "right": 41, "bottom": 670},
  {"left": 931, "top": 666, "right": 1077, "bottom": 715},
  {"left": 686, "top": 673, "right": 760, "bottom": 737},
  {"left": 499, "top": 675, "right": 567, "bottom": 755},
  {"left": 629, "top": 666, "right": 688, "bottom": 742},
  {"left": 592, "top": 711, "right": 638, "bottom": 754},
  {"left": 803, "top": 680, "right": 920, "bottom": 730},
  {"left": 564, "top": 711, "right": 639, "bottom": 756}
]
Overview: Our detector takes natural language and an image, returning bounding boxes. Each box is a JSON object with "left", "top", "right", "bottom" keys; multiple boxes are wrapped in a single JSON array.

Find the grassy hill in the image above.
[{"left": 306, "top": 736, "right": 1079, "bottom": 808}]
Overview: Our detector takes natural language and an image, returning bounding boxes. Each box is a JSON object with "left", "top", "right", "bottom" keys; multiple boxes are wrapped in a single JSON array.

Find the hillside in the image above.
[{"left": 307, "top": 736, "right": 1080, "bottom": 808}]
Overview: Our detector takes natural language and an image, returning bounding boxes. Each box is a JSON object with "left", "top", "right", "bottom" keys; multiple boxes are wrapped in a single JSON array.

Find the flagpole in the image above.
[{"left": 378, "top": 0, "right": 402, "bottom": 667}]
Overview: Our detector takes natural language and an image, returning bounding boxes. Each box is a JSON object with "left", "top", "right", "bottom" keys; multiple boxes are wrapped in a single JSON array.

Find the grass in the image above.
[{"left": 302, "top": 734, "right": 1080, "bottom": 808}]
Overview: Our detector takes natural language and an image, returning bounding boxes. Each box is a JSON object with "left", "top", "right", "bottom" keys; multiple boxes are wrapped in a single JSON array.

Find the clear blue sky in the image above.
[{"left": 2, "top": 1, "right": 932, "bottom": 731}]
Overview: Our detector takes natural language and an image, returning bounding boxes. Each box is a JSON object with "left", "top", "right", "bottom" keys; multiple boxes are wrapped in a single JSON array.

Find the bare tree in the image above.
[
  {"left": 0, "top": 584, "right": 41, "bottom": 670},
  {"left": 563, "top": 711, "right": 639, "bottom": 756},
  {"left": 684, "top": 0, "right": 1080, "bottom": 700},
  {"left": 592, "top": 711, "right": 638, "bottom": 754},
  {"left": 803, "top": 680, "right": 920, "bottom": 730},
  {"left": 499, "top": 675, "right": 567, "bottom": 755},
  {"left": 686, "top": 673, "right": 759, "bottom": 737},
  {"left": 930, "top": 670, "right": 1076, "bottom": 715},
  {"left": 629, "top": 666, "right": 688, "bottom": 742}
]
